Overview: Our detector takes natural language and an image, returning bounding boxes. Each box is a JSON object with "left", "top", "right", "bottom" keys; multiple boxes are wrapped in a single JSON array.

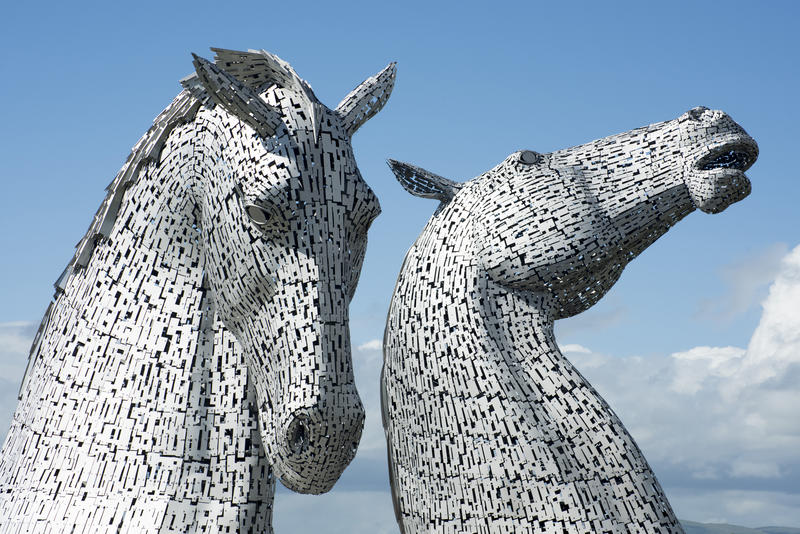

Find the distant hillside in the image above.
[{"left": 681, "top": 520, "right": 800, "bottom": 534}]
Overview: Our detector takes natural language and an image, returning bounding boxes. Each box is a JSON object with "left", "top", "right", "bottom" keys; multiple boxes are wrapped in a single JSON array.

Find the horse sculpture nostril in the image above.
[{"left": 287, "top": 416, "right": 311, "bottom": 455}]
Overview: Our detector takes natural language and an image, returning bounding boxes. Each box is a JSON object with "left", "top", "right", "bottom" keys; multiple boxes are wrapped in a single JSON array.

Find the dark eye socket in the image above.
[
  {"left": 245, "top": 204, "right": 271, "bottom": 224},
  {"left": 244, "top": 202, "right": 286, "bottom": 233},
  {"left": 687, "top": 106, "right": 708, "bottom": 121},
  {"left": 519, "top": 150, "right": 541, "bottom": 165},
  {"left": 234, "top": 182, "right": 289, "bottom": 232}
]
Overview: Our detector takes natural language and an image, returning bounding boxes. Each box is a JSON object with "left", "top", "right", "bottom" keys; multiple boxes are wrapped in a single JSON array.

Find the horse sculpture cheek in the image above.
[{"left": 474, "top": 161, "right": 616, "bottom": 292}]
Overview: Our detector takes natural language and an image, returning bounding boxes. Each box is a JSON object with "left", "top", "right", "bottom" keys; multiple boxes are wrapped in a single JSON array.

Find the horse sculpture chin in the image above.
[
  {"left": 383, "top": 107, "right": 756, "bottom": 533},
  {"left": 0, "top": 48, "right": 394, "bottom": 532}
]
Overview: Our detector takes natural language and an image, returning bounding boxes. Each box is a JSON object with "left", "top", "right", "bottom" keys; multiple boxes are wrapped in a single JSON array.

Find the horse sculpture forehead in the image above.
[
  {"left": 224, "top": 126, "right": 383, "bottom": 235},
  {"left": 183, "top": 48, "right": 389, "bottom": 232}
]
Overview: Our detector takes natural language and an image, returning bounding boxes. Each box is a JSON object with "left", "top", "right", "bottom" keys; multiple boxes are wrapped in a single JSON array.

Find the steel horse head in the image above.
[
  {"left": 186, "top": 49, "right": 394, "bottom": 493},
  {"left": 383, "top": 107, "right": 757, "bottom": 532},
  {"left": 0, "top": 48, "right": 394, "bottom": 532}
]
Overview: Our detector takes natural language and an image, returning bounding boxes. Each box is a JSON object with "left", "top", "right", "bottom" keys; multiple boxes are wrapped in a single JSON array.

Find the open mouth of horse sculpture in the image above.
[
  {"left": 682, "top": 107, "right": 759, "bottom": 214},
  {"left": 697, "top": 143, "right": 757, "bottom": 171}
]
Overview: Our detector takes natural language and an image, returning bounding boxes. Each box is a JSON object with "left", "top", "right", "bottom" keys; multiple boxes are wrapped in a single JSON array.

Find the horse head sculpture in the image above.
[
  {"left": 187, "top": 50, "right": 392, "bottom": 492},
  {"left": 383, "top": 108, "right": 756, "bottom": 532},
  {"left": 391, "top": 106, "right": 757, "bottom": 317},
  {"left": 0, "top": 48, "right": 393, "bottom": 532}
]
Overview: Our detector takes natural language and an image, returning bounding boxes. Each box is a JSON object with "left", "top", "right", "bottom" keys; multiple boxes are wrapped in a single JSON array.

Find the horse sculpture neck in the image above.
[
  {"left": 383, "top": 162, "right": 687, "bottom": 533},
  {"left": 0, "top": 104, "right": 274, "bottom": 532}
]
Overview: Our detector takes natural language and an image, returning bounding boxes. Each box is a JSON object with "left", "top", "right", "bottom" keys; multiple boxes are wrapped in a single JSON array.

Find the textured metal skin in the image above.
[
  {"left": 383, "top": 108, "right": 757, "bottom": 533},
  {"left": 0, "top": 48, "right": 394, "bottom": 533}
]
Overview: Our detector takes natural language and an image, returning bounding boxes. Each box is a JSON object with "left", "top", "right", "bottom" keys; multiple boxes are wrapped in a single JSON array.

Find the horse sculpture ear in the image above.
[
  {"left": 336, "top": 63, "right": 397, "bottom": 136},
  {"left": 187, "top": 53, "right": 284, "bottom": 138},
  {"left": 387, "top": 159, "right": 462, "bottom": 203}
]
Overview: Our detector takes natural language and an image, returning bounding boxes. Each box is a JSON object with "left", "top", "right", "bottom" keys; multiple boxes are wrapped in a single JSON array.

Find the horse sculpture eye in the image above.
[
  {"left": 519, "top": 150, "right": 541, "bottom": 165},
  {"left": 244, "top": 203, "right": 286, "bottom": 234},
  {"left": 245, "top": 204, "right": 271, "bottom": 225},
  {"left": 687, "top": 106, "right": 709, "bottom": 121}
]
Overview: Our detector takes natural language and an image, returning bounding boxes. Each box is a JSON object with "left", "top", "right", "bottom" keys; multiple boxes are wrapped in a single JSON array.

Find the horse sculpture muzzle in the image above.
[
  {"left": 681, "top": 107, "right": 759, "bottom": 213},
  {"left": 279, "top": 387, "right": 365, "bottom": 484},
  {"left": 243, "top": 263, "right": 367, "bottom": 494},
  {"left": 273, "top": 321, "right": 365, "bottom": 494}
]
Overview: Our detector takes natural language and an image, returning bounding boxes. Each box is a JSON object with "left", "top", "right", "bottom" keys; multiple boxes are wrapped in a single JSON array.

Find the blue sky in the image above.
[{"left": 1, "top": 0, "right": 799, "bottom": 530}]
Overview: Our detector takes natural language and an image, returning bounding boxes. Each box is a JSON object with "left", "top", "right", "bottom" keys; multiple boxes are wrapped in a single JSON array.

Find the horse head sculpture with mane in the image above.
[
  {"left": 383, "top": 107, "right": 757, "bottom": 533},
  {"left": 0, "top": 48, "right": 394, "bottom": 532}
]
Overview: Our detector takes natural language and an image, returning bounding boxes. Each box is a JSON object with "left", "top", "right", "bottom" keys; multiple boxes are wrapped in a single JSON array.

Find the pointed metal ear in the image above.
[
  {"left": 387, "top": 159, "right": 462, "bottom": 202},
  {"left": 336, "top": 62, "right": 396, "bottom": 137},
  {"left": 190, "top": 53, "right": 283, "bottom": 138}
]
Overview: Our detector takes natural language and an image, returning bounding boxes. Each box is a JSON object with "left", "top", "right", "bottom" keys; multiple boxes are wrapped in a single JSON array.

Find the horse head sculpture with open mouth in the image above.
[{"left": 383, "top": 107, "right": 756, "bottom": 533}]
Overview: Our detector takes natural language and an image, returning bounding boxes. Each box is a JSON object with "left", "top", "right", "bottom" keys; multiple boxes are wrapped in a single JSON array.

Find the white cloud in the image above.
[
  {"left": 696, "top": 242, "right": 788, "bottom": 323},
  {"left": 558, "top": 343, "right": 591, "bottom": 354},
  {"left": 357, "top": 339, "right": 383, "bottom": 352},
  {"left": 726, "top": 244, "right": 800, "bottom": 393},
  {"left": 669, "top": 345, "right": 745, "bottom": 395}
]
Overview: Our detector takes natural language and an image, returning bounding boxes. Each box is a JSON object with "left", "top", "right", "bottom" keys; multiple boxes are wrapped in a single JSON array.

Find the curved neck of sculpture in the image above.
[
  {"left": 39, "top": 117, "right": 206, "bottom": 384},
  {"left": 478, "top": 277, "right": 559, "bottom": 363},
  {"left": 386, "top": 191, "right": 561, "bottom": 395},
  {"left": 1, "top": 116, "right": 273, "bottom": 530},
  {"left": 384, "top": 190, "right": 682, "bottom": 531}
]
